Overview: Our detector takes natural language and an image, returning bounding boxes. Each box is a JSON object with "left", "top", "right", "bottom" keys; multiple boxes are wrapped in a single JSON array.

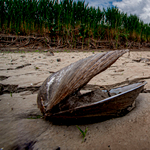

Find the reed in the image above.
[{"left": 1, "top": 0, "right": 150, "bottom": 47}]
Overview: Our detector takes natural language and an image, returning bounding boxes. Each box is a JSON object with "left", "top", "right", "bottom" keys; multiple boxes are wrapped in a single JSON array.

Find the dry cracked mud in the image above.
[{"left": 1, "top": 50, "right": 150, "bottom": 150}]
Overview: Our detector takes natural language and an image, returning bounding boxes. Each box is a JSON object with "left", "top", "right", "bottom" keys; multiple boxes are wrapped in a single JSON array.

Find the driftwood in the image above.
[{"left": 37, "top": 49, "right": 147, "bottom": 123}]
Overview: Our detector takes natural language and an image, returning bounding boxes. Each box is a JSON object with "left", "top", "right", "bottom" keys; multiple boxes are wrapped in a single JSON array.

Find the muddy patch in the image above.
[
  {"left": 0, "top": 76, "right": 9, "bottom": 81},
  {"left": 0, "top": 84, "right": 40, "bottom": 95}
]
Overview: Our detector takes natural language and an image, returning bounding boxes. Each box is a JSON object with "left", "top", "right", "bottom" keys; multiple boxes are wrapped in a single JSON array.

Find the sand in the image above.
[{"left": 0, "top": 50, "right": 150, "bottom": 150}]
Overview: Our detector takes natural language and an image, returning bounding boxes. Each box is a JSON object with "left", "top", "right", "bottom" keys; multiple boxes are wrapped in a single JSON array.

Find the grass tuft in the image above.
[{"left": 76, "top": 125, "right": 88, "bottom": 142}]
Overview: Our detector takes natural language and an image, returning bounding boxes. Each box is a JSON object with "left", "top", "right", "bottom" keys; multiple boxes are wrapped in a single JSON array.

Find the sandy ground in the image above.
[{"left": 0, "top": 50, "right": 150, "bottom": 150}]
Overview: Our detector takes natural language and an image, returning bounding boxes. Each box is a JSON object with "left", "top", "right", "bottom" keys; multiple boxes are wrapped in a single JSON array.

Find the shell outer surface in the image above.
[
  {"left": 37, "top": 50, "right": 129, "bottom": 115},
  {"left": 50, "top": 81, "right": 147, "bottom": 118}
]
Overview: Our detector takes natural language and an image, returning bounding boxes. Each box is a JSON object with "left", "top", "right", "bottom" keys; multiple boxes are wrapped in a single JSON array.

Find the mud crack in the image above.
[
  {"left": 1, "top": 76, "right": 150, "bottom": 95},
  {"left": 7, "top": 63, "right": 31, "bottom": 70},
  {"left": 0, "top": 83, "right": 40, "bottom": 95}
]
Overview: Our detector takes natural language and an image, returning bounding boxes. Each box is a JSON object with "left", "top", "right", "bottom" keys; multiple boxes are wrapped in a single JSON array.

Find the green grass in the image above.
[
  {"left": 35, "top": 66, "right": 39, "bottom": 70},
  {"left": 27, "top": 115, "right": 42, "bottom": 119},
  {"left": 1, "top": 0, "right": 150, "bottom": 45},
  {"left": 76, "top": 125, "right": 88, "bottom": 142},
  {"left": 34, "top": 50, "right": 40, "bottom": 52},
  {"left": 64, "top": 49, "right": 69, "bottom": 52},
  {"left": 10, "top": 92, "right": 12, "bottom": 97}
]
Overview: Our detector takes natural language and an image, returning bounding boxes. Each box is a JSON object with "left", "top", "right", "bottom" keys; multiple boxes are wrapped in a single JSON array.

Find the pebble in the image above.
[
  {"left": 55, "top": 146, "right": 60, "bottom": 150},
  {"left": 57, "top": 58, "right": 61, "bottom": 62},
  {"left": 114, "top": 69, "right": 124, "bottom": 72}
]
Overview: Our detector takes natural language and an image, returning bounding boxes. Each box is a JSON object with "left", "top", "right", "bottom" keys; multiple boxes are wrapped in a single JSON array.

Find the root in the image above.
[{"left": 1, "top": 34, "right": 150, "bottom": 50}]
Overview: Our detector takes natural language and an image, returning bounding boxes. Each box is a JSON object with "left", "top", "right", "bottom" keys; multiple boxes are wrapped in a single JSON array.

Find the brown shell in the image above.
[
  {"left": 50, "top": 81, "right": 146, "bottom": 121},
  {"left": 37, "top": 50, "right": 129, "bottom": 116}
]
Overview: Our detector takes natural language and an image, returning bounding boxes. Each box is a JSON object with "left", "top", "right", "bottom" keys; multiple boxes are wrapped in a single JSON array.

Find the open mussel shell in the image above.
[
  {"left": 48, "top": 81, "right": 146, "bottom": 124},
  {"left": 50, "top": 81, "right": 147, "bottom": 119},
  {"left": 37, "top": 49, "right": 146, "bottom": 122}
]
